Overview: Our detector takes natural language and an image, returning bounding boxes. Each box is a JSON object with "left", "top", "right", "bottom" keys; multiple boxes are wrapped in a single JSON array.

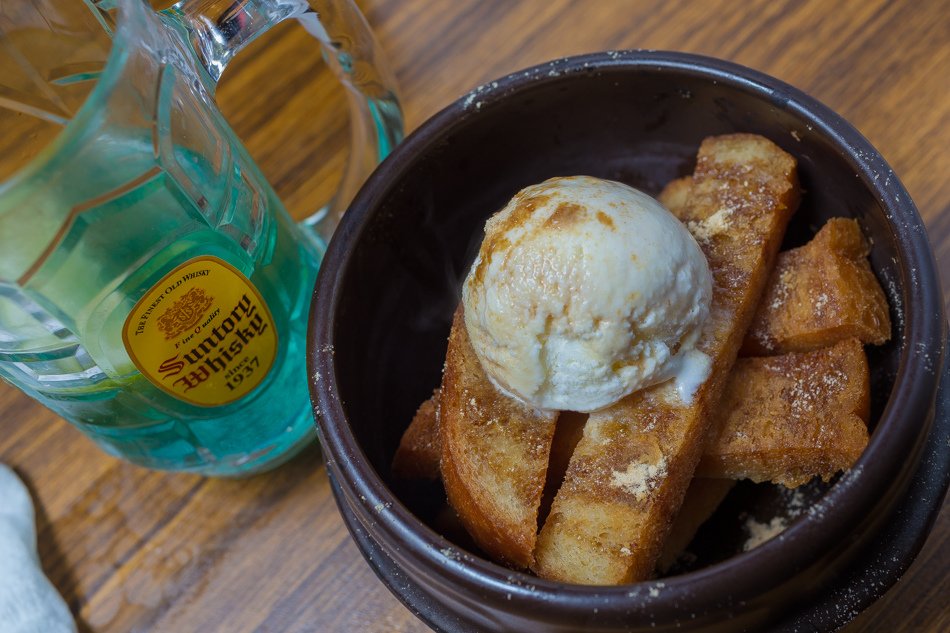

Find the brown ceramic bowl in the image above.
[{"left": 308, "top": 51, "right": 949, "bottom": 632}]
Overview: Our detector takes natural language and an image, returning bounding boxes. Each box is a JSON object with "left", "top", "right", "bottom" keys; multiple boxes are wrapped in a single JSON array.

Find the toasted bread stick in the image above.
[
  {"left": 657, "top": 175, "right": 693, "bottom": 213},
  {"left": 697, "top": 338, "right": 869, "bottom": 487},
  {"left": 440, "top": 308, "right": 558, "bottom": 569},
  {"left": 533, "top": 134, "right": 799, "bottom": 584},
  {"left": 742, "top": 219, "right": 891, "bottom": 354},
  {"left": 393, "top": 393, "right": 441, "bottom": 481},
  {"left": 392, "top": 390, "right": 442, "bottom": 481}
]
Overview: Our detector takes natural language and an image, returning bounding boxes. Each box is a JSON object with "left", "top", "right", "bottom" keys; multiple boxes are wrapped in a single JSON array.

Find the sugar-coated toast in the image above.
[
  {"left": 440, "top": 308, "right": 558, "bottom": 569},
  {"left": 657, "top": 175, "right": 692, "bottom": 213},
  {"left": 742, "top": 218, "right": 891, "bottom": 354},
  {"left": 533, "top": 134, "right": 799, "bottom": 584},
  {"left": 391, "top": 390, "right": 442, "bottom": 481},
  {"left": 697, "top": 338, "right": 869, "bottom": 487},
  {"left": 392, "top": 392, "right": 440, "bottom": 480}
]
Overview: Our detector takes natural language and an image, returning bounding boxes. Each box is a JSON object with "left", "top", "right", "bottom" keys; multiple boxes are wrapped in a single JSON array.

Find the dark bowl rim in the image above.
[{"left": 309, "top": 49, "right": 947, "bottom": 618}]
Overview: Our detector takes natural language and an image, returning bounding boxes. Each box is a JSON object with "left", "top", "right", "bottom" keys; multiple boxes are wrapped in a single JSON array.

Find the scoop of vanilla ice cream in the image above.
[{"left": 462, "top": 176, "right": 712, "bottom": 412}]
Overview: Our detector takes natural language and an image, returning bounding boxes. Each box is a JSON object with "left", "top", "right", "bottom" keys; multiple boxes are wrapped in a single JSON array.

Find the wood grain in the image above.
[{"left": 1, "top": 0, "right": 947, "bottom": 631}]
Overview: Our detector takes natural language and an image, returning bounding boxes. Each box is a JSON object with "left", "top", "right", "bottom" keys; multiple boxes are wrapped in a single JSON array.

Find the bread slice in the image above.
[
  {"left": 698, "top": 338, "right": 869, "bottom": 487},
  {"left": 657, "top": 175, "right": 692, "bottom": 213},
  {"left": 533, "top": 134, "right": 799, "bottom": 584},
  {"left": 742, "top": 218, "right": 891, "bottom": 354},
  {"left": 391, "top": 390, "right": 441, "bottom": 481},
  {"left": 392, "top": 392, "right": 440, "bottom": 480},
  {"left": 439, "top": 308, "right": 558, "bottom": 569}
]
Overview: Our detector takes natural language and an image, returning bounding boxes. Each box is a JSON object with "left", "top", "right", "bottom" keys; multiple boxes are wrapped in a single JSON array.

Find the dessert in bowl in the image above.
[{"left": 308, "top": 51, "right": 948, "bottom": 631}]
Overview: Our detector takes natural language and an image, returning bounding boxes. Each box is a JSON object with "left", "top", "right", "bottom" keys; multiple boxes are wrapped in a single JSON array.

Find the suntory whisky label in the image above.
[{"left": 122, "top": 256, "right": 277, "bottom": 407}]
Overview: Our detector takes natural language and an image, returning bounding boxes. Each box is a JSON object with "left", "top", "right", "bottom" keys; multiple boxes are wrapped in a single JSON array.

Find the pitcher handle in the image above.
[{"left": 162, "top": 0, "right": 403, "bottom": 243}]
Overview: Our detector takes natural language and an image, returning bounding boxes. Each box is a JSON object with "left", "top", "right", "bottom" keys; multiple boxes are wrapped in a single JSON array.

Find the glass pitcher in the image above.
[{"left": 0, "top": 0, "right": 403, "bottom": 476}]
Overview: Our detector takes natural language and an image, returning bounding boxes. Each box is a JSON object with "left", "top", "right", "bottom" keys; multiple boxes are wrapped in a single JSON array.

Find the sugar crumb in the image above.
[
  {"left": 770, "top": 267, "right": 794, "bottom": 310},
  {"left": 743, "top": 516, "right": 787, "bottom": 551},
  {"left": 687, "top": 206, "right": 734, "bottom": 242},
  {"left": 609, "top": 456, "right": 668, "bottom": 501}
]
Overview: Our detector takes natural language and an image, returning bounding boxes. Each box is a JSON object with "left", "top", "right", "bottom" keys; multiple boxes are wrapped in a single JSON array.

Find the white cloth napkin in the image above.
[{"left": 0, "top": 464, "right": 76, "bottom": 633}]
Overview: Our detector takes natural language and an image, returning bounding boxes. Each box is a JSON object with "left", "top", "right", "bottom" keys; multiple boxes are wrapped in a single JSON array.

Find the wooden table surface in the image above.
[{"left": 2, "top": 0, "right": 947, "bottom": 631}]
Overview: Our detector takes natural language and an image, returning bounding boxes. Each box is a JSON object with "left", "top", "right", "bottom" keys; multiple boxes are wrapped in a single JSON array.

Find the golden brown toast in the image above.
[
  {"left": 742, "top": 218, "right": 891, "bottom": 354},
  {"left": 391, "top": 390, "right": 441, "bottom": 481},
  {"left": 439, "top": 308, "right": 558, "bottom": 569},
  {"left": 533, "top": 134, "right": 799, "bottom": 584},
  {"left": 697, "top": 338, "right": 869, "bottom": 487},
  {"left": 657, "top": 175, "right": 692, "bottom": 213},
  {"left": 657, "top": 478, "right": 735, "bottom": 572},
  {"left": 392, "top": 393, "right": 439, "bottom": 480},
  {"left": 543, "top": 411, "right": 739, "bottom": 576}
]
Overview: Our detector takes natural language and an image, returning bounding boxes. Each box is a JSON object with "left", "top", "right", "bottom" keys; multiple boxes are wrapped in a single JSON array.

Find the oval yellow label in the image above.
[{"left": 122, "top": 256, "right": 277, "bottom": 407}]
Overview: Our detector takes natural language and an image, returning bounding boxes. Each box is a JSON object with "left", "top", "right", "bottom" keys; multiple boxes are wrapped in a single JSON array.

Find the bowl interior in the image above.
[{"left": 327, "top": 61, "right": 903, "bottom": 573}]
